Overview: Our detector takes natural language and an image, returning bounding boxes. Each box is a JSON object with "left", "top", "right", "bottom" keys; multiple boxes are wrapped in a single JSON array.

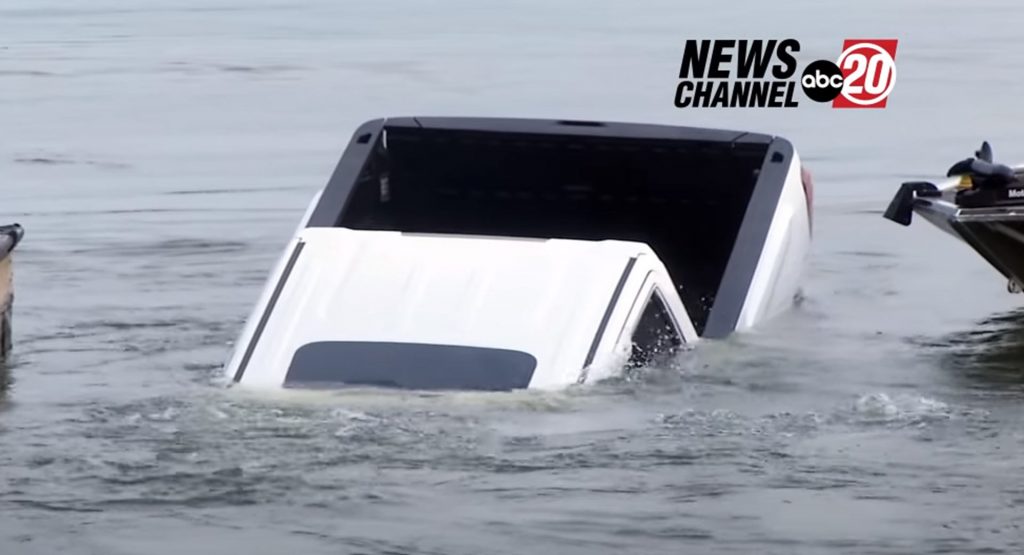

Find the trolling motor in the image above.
[{"left": 948, "top": 141, "right": 1023, "bottom": 208}]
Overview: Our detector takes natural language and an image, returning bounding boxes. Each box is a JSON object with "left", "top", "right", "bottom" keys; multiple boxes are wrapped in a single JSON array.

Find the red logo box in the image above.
[{"left": 833, "top": 39, "right": 898, "bottom": 109}]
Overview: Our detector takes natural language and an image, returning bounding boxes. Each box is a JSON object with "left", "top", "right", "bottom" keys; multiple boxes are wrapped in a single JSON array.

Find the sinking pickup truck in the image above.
[{"left": 226, "top": 117, "right": 812, "bottom": 391}]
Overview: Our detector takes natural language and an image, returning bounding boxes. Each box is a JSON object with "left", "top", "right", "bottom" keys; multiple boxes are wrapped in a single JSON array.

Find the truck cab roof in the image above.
[{"left": 229, "top": 228, "right": 697, "bottom": 390}]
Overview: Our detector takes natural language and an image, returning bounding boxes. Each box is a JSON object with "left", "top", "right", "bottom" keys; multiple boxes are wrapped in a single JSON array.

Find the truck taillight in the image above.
[{"left": 800, "top": 165, "right": 814, "bottom": 232}]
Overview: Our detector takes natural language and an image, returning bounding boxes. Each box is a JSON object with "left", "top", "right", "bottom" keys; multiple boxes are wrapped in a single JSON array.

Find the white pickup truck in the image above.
[{"left": 226, "top": 117, "right": 811, "bottom": 390}]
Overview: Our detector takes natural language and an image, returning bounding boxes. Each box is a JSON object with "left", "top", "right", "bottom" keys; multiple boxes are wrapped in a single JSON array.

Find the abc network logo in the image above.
[
  {"left": 802, "top": 39, "right": 898, "bottom": 108},
  {"left": 674, "top": 39, "right": 898, "bottom": 109}
]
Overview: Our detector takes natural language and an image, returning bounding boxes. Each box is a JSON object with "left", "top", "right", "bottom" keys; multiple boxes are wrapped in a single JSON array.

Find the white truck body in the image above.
[{"left": 225, "top": 117, "right": 811, "bottom": 390}]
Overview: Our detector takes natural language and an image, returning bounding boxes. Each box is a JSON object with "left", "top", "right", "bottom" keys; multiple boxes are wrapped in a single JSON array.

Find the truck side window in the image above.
[{"left": 629, "top": 289, "right": 683, "bottom": 368}]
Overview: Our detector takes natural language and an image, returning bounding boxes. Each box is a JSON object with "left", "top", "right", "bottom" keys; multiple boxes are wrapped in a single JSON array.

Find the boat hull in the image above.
[
  {"left": 0, "top": 224, "right": 23, "bottom": 361},
  {"left": 884, "top": 144, "right": 1024, "bottom": 293},
  {"left": 1, "top": 256, "right": 10, "bottom": 360},
  {"left": 888, "top": 180, "right": 1024, "bottom": 289}
]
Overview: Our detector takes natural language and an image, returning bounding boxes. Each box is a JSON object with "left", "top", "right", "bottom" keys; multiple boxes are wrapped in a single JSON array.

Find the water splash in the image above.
[{"left": 850, "top": 392, "right": 952, "bottom": 425}]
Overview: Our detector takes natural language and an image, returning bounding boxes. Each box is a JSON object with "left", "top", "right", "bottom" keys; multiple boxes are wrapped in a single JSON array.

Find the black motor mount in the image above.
[{"left": 883, "top": 181, "right": 940, "bottom": 226}]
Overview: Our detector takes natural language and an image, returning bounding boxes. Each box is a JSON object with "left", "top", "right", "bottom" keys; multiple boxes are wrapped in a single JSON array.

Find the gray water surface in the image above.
[{"left": 3, "top": 1, "right": 1024, "bottom": 553}]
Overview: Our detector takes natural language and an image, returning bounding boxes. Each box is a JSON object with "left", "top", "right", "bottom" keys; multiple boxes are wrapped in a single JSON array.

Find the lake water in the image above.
[{"left": 2, "top": 0, "right": 1024, "bottom": 553}]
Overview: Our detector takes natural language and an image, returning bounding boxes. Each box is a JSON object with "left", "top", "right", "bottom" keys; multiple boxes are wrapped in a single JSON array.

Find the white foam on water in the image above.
[{"left": 851, "top": 392, "right": 952, "bottom": 425}]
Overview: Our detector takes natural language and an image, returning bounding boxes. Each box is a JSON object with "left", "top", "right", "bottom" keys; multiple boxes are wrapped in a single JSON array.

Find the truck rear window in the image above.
[{"left": 285, "top": 341, "right": 537, "bottom": 391}]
